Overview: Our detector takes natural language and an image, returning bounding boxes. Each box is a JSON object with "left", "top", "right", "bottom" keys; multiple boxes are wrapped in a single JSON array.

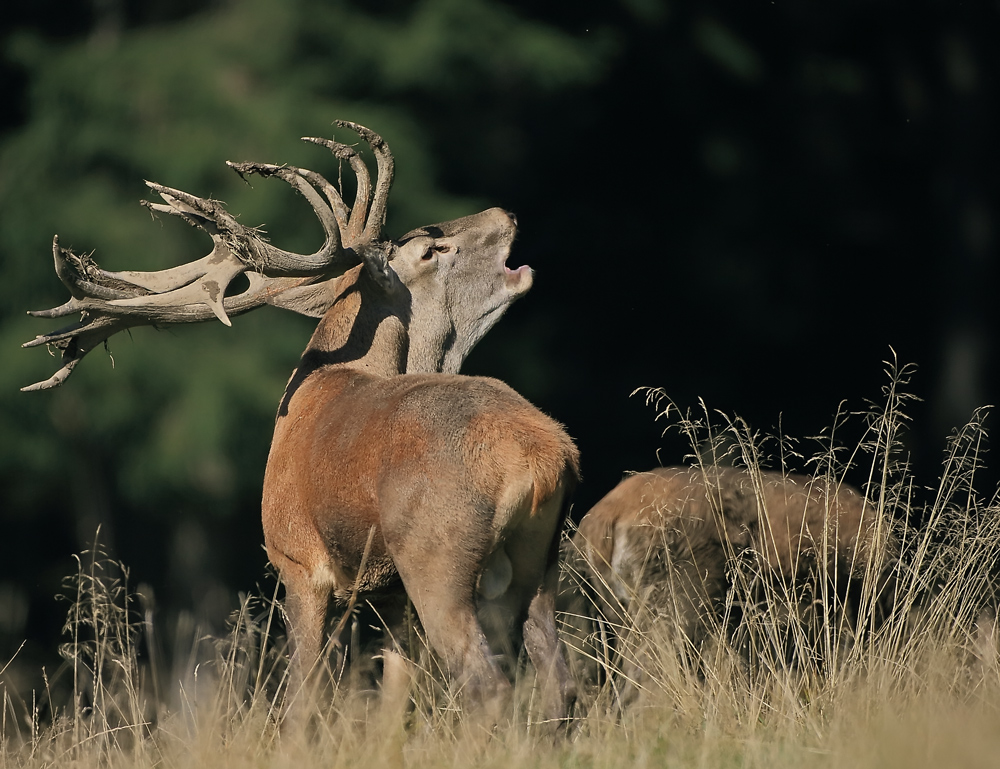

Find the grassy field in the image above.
[{"left": 3, "top": 361, "right": 1000, "bottom": 768}]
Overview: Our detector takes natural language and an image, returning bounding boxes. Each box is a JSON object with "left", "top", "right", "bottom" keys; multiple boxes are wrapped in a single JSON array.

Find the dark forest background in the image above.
[{"left": 0, "top": 0, "right": 996, "bottom": 692}]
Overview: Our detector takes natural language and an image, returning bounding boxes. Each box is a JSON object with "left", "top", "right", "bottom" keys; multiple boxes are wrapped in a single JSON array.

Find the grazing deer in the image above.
[
  {"left": 566, "top": 466, "right": 896, "bottom": 696},
  {"left": 24, "top": 122, "right": 579, "bottom": 725}
]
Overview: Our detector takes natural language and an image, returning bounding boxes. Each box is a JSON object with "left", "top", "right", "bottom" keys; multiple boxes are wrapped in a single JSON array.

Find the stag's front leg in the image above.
[
  {"left": 522, "top": 566, "right": 576, "bottom": 727},
  {"left": 505, "top": 491, "right": 576, "bottom": 728}
]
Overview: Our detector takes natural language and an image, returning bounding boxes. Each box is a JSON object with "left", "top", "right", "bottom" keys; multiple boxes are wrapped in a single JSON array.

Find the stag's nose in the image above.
[{"left": 504, "top": 210, "right": 518, "bottom": 228}]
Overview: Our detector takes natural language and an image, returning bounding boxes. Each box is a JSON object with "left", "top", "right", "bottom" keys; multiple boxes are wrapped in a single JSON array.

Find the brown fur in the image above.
[
  {"left": 568, "top": 466, "right": 896, "bottom": 689},
  {"left": 262, "top": 209, "right": 579, "bottom": 724}
]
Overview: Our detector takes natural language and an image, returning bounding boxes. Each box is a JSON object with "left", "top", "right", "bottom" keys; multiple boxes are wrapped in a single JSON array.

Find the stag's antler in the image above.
[{"left": 22, "top": 121, "right": 395, "bottom": 392}]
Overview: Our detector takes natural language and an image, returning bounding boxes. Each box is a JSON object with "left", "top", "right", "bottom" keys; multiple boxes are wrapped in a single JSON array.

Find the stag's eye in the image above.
[{"left": 420, "top": 243, "right": 450, "bottom": 260}]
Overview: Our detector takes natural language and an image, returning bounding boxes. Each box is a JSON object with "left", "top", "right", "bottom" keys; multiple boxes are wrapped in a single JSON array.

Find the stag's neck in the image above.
[
  {"left": 276, "top": 266, "right": 410, "bottom": 418},
  {"left": 301, "top": 265, "right": 410, "bottom": 376}
]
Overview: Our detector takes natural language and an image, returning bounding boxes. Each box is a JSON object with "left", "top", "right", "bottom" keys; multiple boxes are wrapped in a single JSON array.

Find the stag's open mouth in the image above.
[
  {"left": 503, "top": 261, "right": 533, "bottom": 292},
  {"left": 496, "top": 209, "right": 529, "bottom": 290},
  {"left": 499, "top": 226, "right": 532, "bottom": 292}
]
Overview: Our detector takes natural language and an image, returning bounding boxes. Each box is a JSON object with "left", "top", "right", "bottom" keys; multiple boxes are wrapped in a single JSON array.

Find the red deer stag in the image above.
[
  {"left": 23, "top": 122, "right": 579, "bottom": 725},
  {"left": 566, "top": 466, "right": 895, "bottom": 696}
]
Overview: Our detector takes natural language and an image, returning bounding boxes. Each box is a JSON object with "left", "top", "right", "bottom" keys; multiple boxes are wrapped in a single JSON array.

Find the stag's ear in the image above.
[{"left": 358, "top": 242, "right": 402, "bottom": 294}]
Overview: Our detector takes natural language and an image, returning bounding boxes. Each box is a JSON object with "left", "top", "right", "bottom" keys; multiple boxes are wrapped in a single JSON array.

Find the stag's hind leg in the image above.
[
  {"left": 415, "top": 589, "right": 513, "bottom": 720},
  {"left": 387, "top": 532, "right": 513, "bottom": 722},
  {"left": 504, "top": 497, "right": 576, "bottom": 727},
  {"left": 522, "top": 567, "right": 575, "bottom": 726}
]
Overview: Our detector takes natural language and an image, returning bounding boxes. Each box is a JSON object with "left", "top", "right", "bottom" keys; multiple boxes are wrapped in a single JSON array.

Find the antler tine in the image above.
[
  {"left": 40, "top": 235, "right": 149, "bottom": 305},
  {"left": 21, "top": 312, "right": 133, "bottom": 392},
  {"left": 290, "top": 160, "right": 351, "bottom": 234},
  {"left": 301, "top": 137, "right": 371, "bottom": 246},
  {"left": 22, "top": 362, "right": 80, "bottom": 392},
  {"left": 23, "top": 243, "right": 148, "bottom": 391},
  {"left": 333, "top": 120, "right": 394, "bottom": 244},
  {"left": 142, "top": 181, "right": 243, "bottom": 235},
  {"left": 226, "top": 161, "right": 351, "bottom": 274}
]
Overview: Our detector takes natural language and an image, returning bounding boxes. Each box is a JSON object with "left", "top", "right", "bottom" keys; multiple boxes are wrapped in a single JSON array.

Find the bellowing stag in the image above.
[
  {"left": 567, "top": 466, "right": 896, "bottom": 694},
  {"left": 23, "top": 122, "right": 579, "bottom": 725}
]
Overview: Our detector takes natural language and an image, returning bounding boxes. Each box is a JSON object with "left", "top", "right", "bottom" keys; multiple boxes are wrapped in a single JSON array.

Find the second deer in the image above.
[{"left": 566, "top": 465, "right": 897, "bottom": 702}]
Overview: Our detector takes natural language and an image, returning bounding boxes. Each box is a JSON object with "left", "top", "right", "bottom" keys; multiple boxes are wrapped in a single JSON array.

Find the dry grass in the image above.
[{"left": 4, "top": 356, "right": 1000, "bottom": 767}]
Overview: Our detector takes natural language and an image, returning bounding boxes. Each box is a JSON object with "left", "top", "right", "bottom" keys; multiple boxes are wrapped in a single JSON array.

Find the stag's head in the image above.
[
  {"left": 22, "top": 122, "right": 533, "bottom": 390},
  {"left": 390, "top": 208, "right": 532, "bottom": 373}
]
